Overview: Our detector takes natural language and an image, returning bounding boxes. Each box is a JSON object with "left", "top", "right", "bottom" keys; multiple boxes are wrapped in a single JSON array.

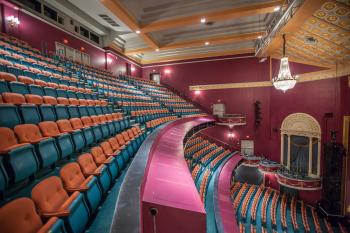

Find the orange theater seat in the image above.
[
  {"left": 0, "top": 197, "right": 66, "bottom": 233},
  {"left": 0, "top": 72, "right": 16, "bottom": 82},
  {"left": 31, "top": 176, "right": 89, "bottom": 233},
  {"left": 57, "top": 119, "right": 85, "bottom": 151},
  {"left": 101, "top": 140, "right": 126, "bottom": 169},
  {"left": 39, "top": 121, "right": 74, "bottom": 158},
  {"left": 14, "top": 124, "right": 59, "bottom": 169},
  {"left": 90, "top": 146, "right": 118, "bottom": 178},
  {"left": 60, "top": 162, "right": 102, "bottom": 214},
  {"left": 77, "top": 153, "right": 111, "bottom": 194}
]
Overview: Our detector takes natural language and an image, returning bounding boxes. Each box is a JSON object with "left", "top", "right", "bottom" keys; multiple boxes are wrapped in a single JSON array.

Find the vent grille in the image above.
[{"left": 98, "top": 14, "right": 120, "bottom": 27}]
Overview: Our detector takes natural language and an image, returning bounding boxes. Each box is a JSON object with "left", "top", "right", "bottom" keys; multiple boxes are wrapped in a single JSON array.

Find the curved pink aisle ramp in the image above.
[
  {"left": 217, "top": 155, "right": 242, "bottom": 233},
  {"left": 141, "top": 116, "right": 214, "bottom": 233}
]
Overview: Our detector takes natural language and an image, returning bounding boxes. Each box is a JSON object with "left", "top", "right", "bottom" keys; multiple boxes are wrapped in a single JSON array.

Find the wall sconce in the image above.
[
  {"left": 164, "top": 69, "right": 171, "bottom": 74},
  {"left": 7, "top": 15, "right": 20, "bottom": 26},
  {"left": 194, "top": 90, "right": 201, "bottom": 95},
  {"left": 131, "top": 67, "right": 136, "bottom": 72}
]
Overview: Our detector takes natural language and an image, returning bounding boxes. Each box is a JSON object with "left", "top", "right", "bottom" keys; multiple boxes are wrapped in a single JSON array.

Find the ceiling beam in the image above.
[
  {"left": 125, "top": 31, "right": 263, "bottom": 55},
  {"left": 141, "top": 48, "right": 254, "bottom": 64},
  {"left": 140, "top": 0, "right": 284, "bottom": 33},
  {"left": 263, "top": 0, "right": 328, "bottom": 56},
  {"left": 101, "top": 0, "right": 159, "bottom": 49}
]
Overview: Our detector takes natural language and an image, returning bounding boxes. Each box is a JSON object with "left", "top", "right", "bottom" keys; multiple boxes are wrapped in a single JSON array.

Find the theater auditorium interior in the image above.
[{"left": 0, "top": 0, "right": 349, "bottom": 233}]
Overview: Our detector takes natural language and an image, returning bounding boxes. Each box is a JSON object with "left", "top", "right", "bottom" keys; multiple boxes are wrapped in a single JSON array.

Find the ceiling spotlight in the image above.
[
  {"left": 136, "top": 30, "right": 141, "bottom": 34},
  {"left": 205, "top": 41, "right": 210, "bottom": 45},
  {"left": 274, "top": 6, "right": 280, "bottom": 12},
  {"left": 200, "top": 18, "right": 206, "bottom": 23},
  {"left": 257, "top": 35, "right": 262, "bottom": 39},
  {"left": 155, "top": 48, "right": 159, "bottom": 52}
]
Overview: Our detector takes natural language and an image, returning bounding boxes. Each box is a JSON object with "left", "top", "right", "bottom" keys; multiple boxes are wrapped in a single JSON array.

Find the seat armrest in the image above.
[
  {"left": 65, "top": 186, "right": 88, "bottom": 192},
  {"left": 0, "top": 143, "right": 32, "bottom": 154},
  {"left": 41, "top": 210, "right": 70, "bottom": 218},
  {"left": 81, "top": 175, "right": 96, "bottom": 187},
  {"left": 104, "top": 156, "right": 114, "bottom": 164},
  {"left": 60, "top": 191, "right": 80, "bottom": 210},
  {"left": 37, "top": 217, "right": 63, "bottom": 233}
]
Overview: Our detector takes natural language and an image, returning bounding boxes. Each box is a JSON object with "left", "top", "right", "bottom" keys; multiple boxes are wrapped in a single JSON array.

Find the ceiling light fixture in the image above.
[
  {"left": 274, "top": 6, "right": 281, "bottom": 12},
  {"left": 136, "top": 30, "right": 141, "bottom": 34},
  {"left": 200, "top": 18, "right": 206, "bottom": 23},
  {"left": 7, "top": 15, "right": 20, "bottom": 26},
  {"left": 205, "top": 41, "right": 210, "bottom": 45},
  {"left": 155, "top": 48, "right": 159, "bottom": 52},
  {"left": 272, "top": 34, "right": 297, "bottom": 92},
  {"left": 257, "top": 35, "right": 262, "bottom": 39}
]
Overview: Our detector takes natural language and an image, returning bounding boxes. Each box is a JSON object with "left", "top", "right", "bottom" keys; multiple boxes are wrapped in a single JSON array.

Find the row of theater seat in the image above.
[
  {"left": 0, "top": 72, "right": 95, "bottom": 99},
  {"left": 0, "top": 92, "right": 115, "bottom": 128},
  {"left": 0, "top": 125, "right": 147, "bottom": 233},
  {"left": 0, "top": 115, "right": 132, "bottom": 194}
]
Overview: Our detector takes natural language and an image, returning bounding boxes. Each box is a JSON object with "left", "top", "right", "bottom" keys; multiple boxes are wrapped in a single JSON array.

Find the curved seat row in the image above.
[{"left": 0, "top": 92, "right": 114, "bottom": 128}]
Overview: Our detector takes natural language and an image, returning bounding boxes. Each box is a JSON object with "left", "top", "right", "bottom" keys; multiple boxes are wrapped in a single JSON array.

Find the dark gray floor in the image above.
[
  {"left": 110, "top": 123, "right": 169, "bottom": 233},
  {"left": 233, "top": 164, "right": 263, "bottom": 185}
]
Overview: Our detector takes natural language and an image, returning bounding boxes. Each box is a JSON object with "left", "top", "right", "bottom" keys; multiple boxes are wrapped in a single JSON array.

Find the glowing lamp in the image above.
[
  {"left": 131, "top": 67, "right": 136, "bottom": 72},
  {"left": 228, "top": 132, "right": 235, "bottom": 138},
  {"left": 194, "top": 90, "right": 201, "bottom": 95},
  {"left": 7, "top": 15, "right": 20, "bottom": 26},
  {"left": 164, "top": 69, "right": 171, "bottom": 74},
  {"left": 106, "top": 58, "right": 112, "bottom": 64}
]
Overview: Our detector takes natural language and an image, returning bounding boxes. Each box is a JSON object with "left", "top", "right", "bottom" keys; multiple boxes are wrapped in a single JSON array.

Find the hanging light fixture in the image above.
[{"left": 272, "top": 34, "right": 297, "bottom": 92}]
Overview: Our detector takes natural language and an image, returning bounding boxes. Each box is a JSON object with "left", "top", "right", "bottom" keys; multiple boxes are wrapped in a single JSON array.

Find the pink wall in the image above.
[
  {"left": 143, "top": 55, "right": 349, "bottom": 205},
  {"left": 1, "top": 1, "right": 140, "bottom": 75}
]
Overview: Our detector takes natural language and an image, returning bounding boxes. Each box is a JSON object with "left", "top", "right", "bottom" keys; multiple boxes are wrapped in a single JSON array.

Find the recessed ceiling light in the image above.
[
  {"left": 205, "top": 41, "right": 210, "bottom": 45},
  {"left": 136, "top": 30, "right": 141, "bottom": 34},
  {"left": 257, "top": 35, "right": 262, "bottom": 39},
  {"left": 200, "top": 18, "right": 206, "bottom": 23},
  {"left": 155, "top": 48, "right": 159, "bottom": 51},
  {"left": 274, "top": 6, "right": 280, "bottom": 12}
]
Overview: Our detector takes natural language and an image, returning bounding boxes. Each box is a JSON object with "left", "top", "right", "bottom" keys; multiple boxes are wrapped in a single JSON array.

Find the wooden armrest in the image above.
[{"left": 41, "top": 210, "right": 70, "bottom": 218}]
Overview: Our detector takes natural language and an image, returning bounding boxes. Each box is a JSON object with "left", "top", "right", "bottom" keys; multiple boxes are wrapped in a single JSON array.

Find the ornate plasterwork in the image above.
[{"left": 281, "top": 113, "right": 321, "bottom": 139}]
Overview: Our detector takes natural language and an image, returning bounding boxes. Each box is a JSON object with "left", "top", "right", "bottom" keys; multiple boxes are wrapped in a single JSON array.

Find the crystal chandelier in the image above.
[{"left": 272, "top": 34, "right": 297, "bottom": 92}]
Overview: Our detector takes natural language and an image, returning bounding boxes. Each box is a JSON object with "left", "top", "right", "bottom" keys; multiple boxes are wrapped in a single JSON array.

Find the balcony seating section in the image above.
[
  {"left": 230, "top": 182, "right": 347, "bottom": 233},
  {"left": 0, "top": 31, "right": 205, "bottom": 233},
  {"left": 184, "top": 135, "right": 233, "bottom": 205}
]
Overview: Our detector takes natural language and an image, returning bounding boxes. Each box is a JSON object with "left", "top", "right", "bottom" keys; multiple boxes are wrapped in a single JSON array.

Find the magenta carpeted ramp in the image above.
[
  {"left": 141, "top": 116, "right": 214, "bottom": 233},
  {"left": 216, "top": 155, "right": 243, "bottom": 233}
]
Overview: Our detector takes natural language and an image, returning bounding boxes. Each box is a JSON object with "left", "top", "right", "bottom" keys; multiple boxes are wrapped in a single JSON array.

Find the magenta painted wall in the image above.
[
  {"left": 0, "top": 1, "right": 140, "bottom": 75},
  {"left": 143, "top": 56, "right": 349, "bottom": 205}
]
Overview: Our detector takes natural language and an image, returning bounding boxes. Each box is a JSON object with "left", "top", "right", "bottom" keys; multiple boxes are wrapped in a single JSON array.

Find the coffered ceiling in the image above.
[{"left": 63, "top": 0, "right": 350, "bottom": 68}]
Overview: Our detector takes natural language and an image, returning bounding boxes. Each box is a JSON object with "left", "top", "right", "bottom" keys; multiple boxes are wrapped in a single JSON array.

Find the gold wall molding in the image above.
[{"left": 189, "top": 65, "right": 350, "bottom": 91}]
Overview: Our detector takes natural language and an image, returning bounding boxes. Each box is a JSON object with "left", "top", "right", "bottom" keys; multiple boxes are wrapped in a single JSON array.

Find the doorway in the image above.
[{"left": 150, "top": 73, "right": 160, "bottom": 84}]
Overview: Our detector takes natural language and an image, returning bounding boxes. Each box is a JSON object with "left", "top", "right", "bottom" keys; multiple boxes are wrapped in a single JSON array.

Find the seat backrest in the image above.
[
  {"left": 31, "top": 176, "right": 69, "bottom": 213},
  {"left": 81, "top": 116, "right": 93, "bottom": 127},
  {"left": 25, "top": 94, "right": 43, "bottom": 105},
  {"left": 91, "top": 115, "right": 100, "bottom": 124},
  {"left": 116, "top": 134, "right": 126, "bottom": 145},
  {"left": 38, "top": 121, "right": 60, "bottom": 137},
  {"left": 127, "top": 129, "right": 134, "bottom": 138},
  {"left": 100, "top": 141, "right": 114, "bottom": 155},
  {"left": 2, "top": 92, "right": 25, "bottom": 105},
  {"left": 43, "top": 96, "right": 57, "bottom": 105},
  {"left": 18, "top": 75, "right": 34, "bottom": 85},
  {"left": 0, "top": 127, "right": 18, "bottom": 150},
  {"left": 14, "top": 124, "right": 42, "bottom": 143},
  {"left": 122, "top": 131, "right": 130, "bottom": 141},
  {"left": 107, "top": 138, "right": 120, "bottom": 151},
  {"left": 57, "top": 97, "right": 69, "bottom": 105},
  {"left": 70, "top": 118, "right": 84, "bottom": 130},
  {"left": 0, "top": 197, "right": 43, "bottom": 233},
  {"left": 0, "top": 72, "right": 16, "bottom": 82},
  {"left": 60, "top": 162, "right": 85, "bottom": 189},
  {"left": 132, "top": 127, "right": 139, "bottom": 135},
  {"left": 57, "top": 119, "right": 73, "bottom": 133},
  {"left": 78, "top": 153, "right": 98, "bottom": 175},
  {"left": 34, "top": 79, "right": 47, "bottom": 87},
  {"left": 90, "top": 146, "right": 107, "bottom": 164},
  {"left": 69, "top": 98, "right": 79, "bottom": 105}
]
